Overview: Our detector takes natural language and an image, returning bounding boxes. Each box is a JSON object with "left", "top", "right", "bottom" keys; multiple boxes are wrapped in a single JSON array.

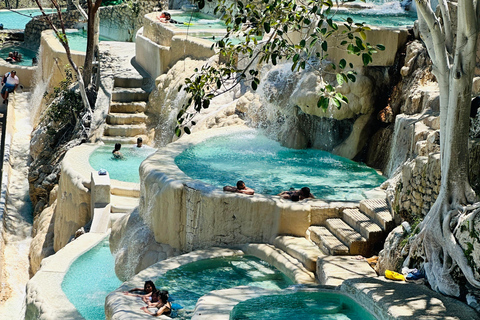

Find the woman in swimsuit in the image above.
[
  {"left": 124, "top": 280, "right": 159, "bottom": 302},
  {"left": 141, "top": 290, "right": 172, "bottom": 317}
]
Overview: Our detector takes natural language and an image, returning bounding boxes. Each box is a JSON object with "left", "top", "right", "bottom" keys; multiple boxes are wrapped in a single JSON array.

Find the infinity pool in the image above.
[
  {"left": 231, "top": 290, "right": 377, "bottom": 320},
  {"left": 89, "top": 145, "right": 156, "bottom": 183},
  {"left": 155, "top": 256, "right": 292, "bottom": 318},
  {"left": 0, "top": 8, "right": 57, "bottom": 29},
  {"left": 63, "top": 30, "right": 113, "bottom": 52},
  {"left": 175, "top": 130, "right": 385, "bottom": 200}
]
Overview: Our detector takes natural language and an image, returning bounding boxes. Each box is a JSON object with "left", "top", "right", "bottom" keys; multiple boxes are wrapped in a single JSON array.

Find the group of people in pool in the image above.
[
  {"left": 223, "top": 180, "right": 315, "bottom": 201},
  {"left": 124, "top": 280, "right": 172, "bottom": 317},
  {"left": 112, "top": 137, "right": 143, "bottom": 159}
]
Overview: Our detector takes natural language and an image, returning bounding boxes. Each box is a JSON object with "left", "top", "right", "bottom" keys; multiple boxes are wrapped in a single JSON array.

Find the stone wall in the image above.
[
  {"left": 24, "top": 11, "right": 82, "bottom": 50},
  {"left": 99, "top": 1, "right": 166, "bottom": 42}
]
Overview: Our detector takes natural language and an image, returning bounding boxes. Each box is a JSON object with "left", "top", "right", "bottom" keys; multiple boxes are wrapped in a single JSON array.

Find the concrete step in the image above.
[
  {"left": 114, "top": 76, "right": 146, "bottom": 89},
  {"left": 111, "top": 182, "right": 140, "bottom": 197},
  {"left": 107, "top": 112, "right": 147, "bottom": 125},
  {"left": 110, "top": 102, "right": 147, "bottom": 113},
  {"left": 342, "top": 208, "right": 384, "bottom": 243},
  {"left": 111, "top": 194, "right": 139, "bottom": 213},
  {"left": 273, "top": 236, "right": 325, "bottom": 272},
  {"left": 325, "top": 218, "right": 368, "bottom": 256},
  {"left": 101, "top": 135, "right": 148, "bottom": 145},
  {"left": 359, "top": 198, "right": 394, "bottom": 232},
  {"left": 307, "top": 226, "right": 349, "bottom": 256},
  {"left": 112, "top": 88, "right": 149, "bottom": 102},
  {"left": 104, "top": 124, "right": 147, "bottom": 137}
]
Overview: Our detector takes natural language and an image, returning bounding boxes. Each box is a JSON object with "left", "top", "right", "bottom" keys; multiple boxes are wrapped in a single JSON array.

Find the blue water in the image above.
[
  {"left": 89, "top": 145, "right": 156, "bottom": 183},
  {"left": 63, "top": 30, "right": 113, "bottom": 52},
  {"left": 154, "top": 256, "right": 292, "bottom": 318},
  {"left": 175, "top": 130, "right": 386, "bottom": 201},
  {"left": 62, "top": 239, "right": 121, "bottom": 320},
  {"left": 0, "top": 8, "right": 57, "bottom": 29},
  {"left": 231, "top": 291, "right": 377, "bottom": 320},
  {"left": 0, "top": 46, "right": 37, "bottom": 66},
  {"left": 166, "top": 12, "right": 226, "bottom": 30},
  {"left": 334, "top": 4, "right": 417, "bottom": 28}
]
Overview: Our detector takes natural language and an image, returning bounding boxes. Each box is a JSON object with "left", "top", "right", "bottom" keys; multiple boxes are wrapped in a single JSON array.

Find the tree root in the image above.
[{"left": 408, "top": 199, "right": 480, "bottom": 296}]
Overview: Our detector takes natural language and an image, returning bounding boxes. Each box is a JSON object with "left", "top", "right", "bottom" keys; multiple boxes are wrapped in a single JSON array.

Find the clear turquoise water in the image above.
[
  {"left": 175, "top": 131, "right": 386, "bottom": 201},
  {"left": 89, "top": 145, "right": 156, "bottom": 183},
  {"left": 62, "top": 30, "right": 113, "bottom": 52},
  {"left": 168, "top": 12, "right": 226, "bottom": 30},
  {"left": 0, "top": 46, "right": 37, "bottom": 66},
  {"left": 154, "top": 256, "right": 293, "bottom": 318},
  {"left": 333, "top": 3, "right": 417, "bottom": 28},
  {"left": 231, "top": 291, "right": 377, "bottom": 320},
  {"left": 61, "top": 239, "right": 121, "bottom": 320},
  {"left": 0, "top": 8, "right": 57, "bottom": 29}
]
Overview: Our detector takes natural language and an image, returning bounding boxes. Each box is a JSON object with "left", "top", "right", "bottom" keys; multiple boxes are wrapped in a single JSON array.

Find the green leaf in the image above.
[
  {"left": 321, "top": 41, "right": 327, "bottom": 51},
  {"left": 362, "top": 53, "right": 372, "bottom": 66},
  {"left": 377, "top": 44, "right": 385, "bottom": 51},
  {"left": 331, "top": 97, "right": 340, "bottom": 108},
  {"left": 184, "top": 127, "right": 191, "bottom": 134},
  {"left": 293, "top": 53, "right": 300, "bottom": 62},
  {"left": 317, "top": 96, "right": 329, "bottom": 111},
  {"left": 175, "top": 126, "right": 181, "bottom": 137},
  {"left": 336, "top": 73, "right": 344, "bottom": 85},
  {"left": 359, "top": 31, "right": 367, "bottom": 40},
  {"left": 203, "top": 99, "right": 210, "bottom": 109},
  {"left": 252, "top": 80, "right": 258, "bottom": 90},
  {"left": 300, "top": 39, "right": 306, "bottom": 48},
  {"left": 264, "top": 21, "right": 271, "bottom": 33},
  {"left": 339, "top": 59, "right": 346, "bottom": 69}
]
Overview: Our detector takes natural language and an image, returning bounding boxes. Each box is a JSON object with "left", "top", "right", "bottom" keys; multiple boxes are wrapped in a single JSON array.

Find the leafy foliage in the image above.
[
  {"left": 101, "top": 0, "right": 124, "bottom": 6},
  {"left": 176, "top": 0, "right": 385, "bottom": 135},
  {"left": 45, "top": 66, "right": 83, "bottom": 127}
]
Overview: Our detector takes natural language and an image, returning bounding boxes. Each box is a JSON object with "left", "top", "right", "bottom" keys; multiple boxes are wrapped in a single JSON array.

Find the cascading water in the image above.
[{"left": 0, "top": 91, "right": 34, "bottom": 320}]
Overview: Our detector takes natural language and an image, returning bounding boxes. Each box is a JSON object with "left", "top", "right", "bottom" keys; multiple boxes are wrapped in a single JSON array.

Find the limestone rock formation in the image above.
[
  {"left": 29, "top": 187, "right": 57, "bottom": 276},
  {"left": 109, "top": 209, "right": 179, "bottom": 281}
]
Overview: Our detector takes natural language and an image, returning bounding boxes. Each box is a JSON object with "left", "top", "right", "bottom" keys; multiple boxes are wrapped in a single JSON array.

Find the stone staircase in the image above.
[
  {"left": 307, "top": 198, "right": 394, "bottom": 257},
  {"left": 102, "top": 76, "right": 150, "bottom": 145},
  {"left": 103, "top": 75, "right": 150, "bottom": 214},
  {"left": 273, "top": 198, "right": 395, "bottom": 274}
]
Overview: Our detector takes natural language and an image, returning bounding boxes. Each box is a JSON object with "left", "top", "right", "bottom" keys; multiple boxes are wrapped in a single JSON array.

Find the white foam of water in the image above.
[
  {"left": 0, "top": 92, "right": 34, "bottom": 320},
  {"left": 358, "top": 2, "right": 405, "bottom": 15},
  {"left": 29, "top": 45, "right": 50, "bottom": 128}
]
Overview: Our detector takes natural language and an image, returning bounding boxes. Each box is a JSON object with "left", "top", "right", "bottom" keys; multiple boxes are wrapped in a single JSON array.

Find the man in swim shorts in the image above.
[{"left": 1, "top": 70, "right": 19, "bottom": 104}]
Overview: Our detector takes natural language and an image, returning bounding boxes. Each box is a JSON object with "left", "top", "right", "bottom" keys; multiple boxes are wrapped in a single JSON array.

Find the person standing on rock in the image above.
[{"left": 1, "top": 70, "right": 19, "bottom": 104}]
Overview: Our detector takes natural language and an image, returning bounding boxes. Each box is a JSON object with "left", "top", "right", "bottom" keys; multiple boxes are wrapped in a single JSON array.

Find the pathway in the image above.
[{"left": 0, "top": 91, "right": 34, "bottom": 320}]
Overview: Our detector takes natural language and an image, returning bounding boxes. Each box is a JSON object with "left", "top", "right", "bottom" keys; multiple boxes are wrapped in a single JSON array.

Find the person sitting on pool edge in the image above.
[
  {"left": 124, "top": 280, "right": 159, "bottom": 303},
  {"left": 223, "top": 180, "right": 254, "bottom": 195},
  {"left": 278, "top": 187, "right": 315, "bottom": 201},
  {"left": 112, "top": 143, "right": 124, "bottom": 159}
]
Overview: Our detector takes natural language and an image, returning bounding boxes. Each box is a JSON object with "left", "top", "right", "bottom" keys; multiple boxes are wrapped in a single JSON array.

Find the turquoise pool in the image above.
[
  {"left": 155, "top": 256, "right": 292, "bottom": 318},
  {"left": 61, "top": 30, "right": 113, "bottom": 52},
  {"left": 89, "top": 145, "right": 156, "bottom": 183},
  {"left": 231, "top": 290, "right": 377, "bottom": 320},
  {"left": 0, "top": 46, "right": 37, "bottom": 66},
  {"left": 62, "top": 239, "right": 121, "bottom": 320},
  {"left": 166, "top": 12, "right": 226, "bottom": 30},
  {"left": 333, "top": 3, "right": 417, "bottom": 28},
  {"left": 175, "top": 130, "right": 386, "bottom": 201},
  {"left": 0, "top": 8, "right": 57, "bottom": 29}
]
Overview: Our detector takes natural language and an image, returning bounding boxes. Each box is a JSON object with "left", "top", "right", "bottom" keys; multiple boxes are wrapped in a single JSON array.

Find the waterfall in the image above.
[{"left": 0, "top": 92, "right": 34, "bottom": 320}]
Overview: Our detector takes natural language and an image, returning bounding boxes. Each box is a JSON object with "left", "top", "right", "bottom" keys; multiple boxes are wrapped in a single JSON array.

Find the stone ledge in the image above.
[{"left": 341, "top": 277, "right": 480, "bottom": 320}]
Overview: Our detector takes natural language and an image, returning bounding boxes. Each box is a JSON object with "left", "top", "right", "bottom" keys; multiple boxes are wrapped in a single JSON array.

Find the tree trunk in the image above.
[{"left": 408, "top": 0, "right": 480, "bottom": 296}]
